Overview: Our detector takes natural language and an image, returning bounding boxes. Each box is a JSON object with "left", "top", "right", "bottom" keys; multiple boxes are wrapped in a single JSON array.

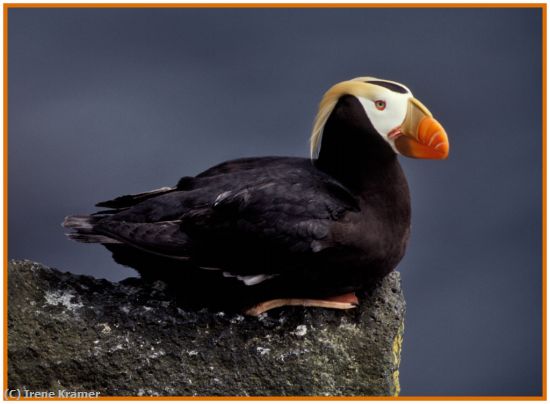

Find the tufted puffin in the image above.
[{"left": 64, "top": 77, "right": 449, "bottom": 315}]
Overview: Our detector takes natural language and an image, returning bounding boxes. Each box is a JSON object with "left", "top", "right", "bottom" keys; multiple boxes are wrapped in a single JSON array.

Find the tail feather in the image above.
[
  {"left": 67, "top": 233, "right": 122, "bottom": 244},
  {"left": 63, "top": 214, "right": 120, "bottom": 244},
  {"left": 62, "top": 215, "right": 94, "bottom": 230}
]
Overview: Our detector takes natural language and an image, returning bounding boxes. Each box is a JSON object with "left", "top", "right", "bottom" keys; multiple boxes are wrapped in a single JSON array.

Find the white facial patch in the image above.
[
  {"left": 357, "top": 90, "right": 410, "bottom": 150},
  {"left": 310, "top": 78, "right": 416, "bottom": 159}
]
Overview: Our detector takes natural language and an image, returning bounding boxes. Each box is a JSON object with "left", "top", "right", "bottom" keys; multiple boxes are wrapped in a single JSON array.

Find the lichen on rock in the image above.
[{"left": 8, "top": 259, "right": 405, "bottom": 397}]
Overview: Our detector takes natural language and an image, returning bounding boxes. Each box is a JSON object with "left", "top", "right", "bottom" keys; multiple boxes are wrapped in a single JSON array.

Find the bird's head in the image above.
[{"left": 310, "top": 77, "right": 449, "bottom": 160}]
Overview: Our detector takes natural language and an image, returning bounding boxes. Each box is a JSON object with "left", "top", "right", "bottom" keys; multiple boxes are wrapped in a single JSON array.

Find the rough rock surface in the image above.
[{"left": 8, "top": 259, "right": 405, "bottom": 397}]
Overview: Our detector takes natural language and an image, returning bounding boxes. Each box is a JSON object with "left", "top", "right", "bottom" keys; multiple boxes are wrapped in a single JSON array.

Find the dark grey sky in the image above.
[{"left": 8, "top": 7, "right": 542, "bottom": 396}]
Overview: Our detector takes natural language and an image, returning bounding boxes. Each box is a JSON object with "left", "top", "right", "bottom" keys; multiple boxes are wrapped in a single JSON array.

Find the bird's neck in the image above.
[
  {"left": 316, "top": 147, "right": 406, "bottom": 200},
  {"left": 314, "top": 95, "right": 401, "bottom": 195}
]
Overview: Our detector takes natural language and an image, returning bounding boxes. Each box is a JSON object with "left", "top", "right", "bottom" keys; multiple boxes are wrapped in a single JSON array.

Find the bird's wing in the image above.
[
  {"left": 175, "top": 163, "right": 360, "bottom": 272},
  {"left": 95, "top": 157, "right": 283, "bottom": 209},
  {"left": 90, "top": 158, "right": 360, "bottom": 280},
  {"left": 93, "top": 219, "right": 192, "bottom": 258},
  {"left": 95, "top": 186, "right": 176, "bottom": 209}
]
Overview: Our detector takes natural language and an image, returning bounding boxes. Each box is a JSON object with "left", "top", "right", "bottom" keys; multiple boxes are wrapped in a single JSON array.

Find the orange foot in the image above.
[{"left": 244, "top": 292, "right": 359, "bottom": 316}]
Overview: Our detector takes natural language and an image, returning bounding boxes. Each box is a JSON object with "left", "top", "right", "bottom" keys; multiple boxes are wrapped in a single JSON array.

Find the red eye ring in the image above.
[{"left": 374, "top": 100, "right": 386, "bottom": 111}]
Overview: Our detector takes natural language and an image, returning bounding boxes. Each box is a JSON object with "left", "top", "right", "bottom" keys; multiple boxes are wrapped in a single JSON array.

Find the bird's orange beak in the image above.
[{"left": 393, "top": 97, "right": 449, "bottom": 160}]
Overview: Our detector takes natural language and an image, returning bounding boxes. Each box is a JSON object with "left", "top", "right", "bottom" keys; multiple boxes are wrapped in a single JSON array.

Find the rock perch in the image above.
[{"left": 8, "top": 259, "right": 405, "bottom": 397}]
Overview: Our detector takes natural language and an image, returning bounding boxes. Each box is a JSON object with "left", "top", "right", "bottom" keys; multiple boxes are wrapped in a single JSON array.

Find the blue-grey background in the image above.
[{"left": 8, "top": 7, "right": 543, "bottom": 396}]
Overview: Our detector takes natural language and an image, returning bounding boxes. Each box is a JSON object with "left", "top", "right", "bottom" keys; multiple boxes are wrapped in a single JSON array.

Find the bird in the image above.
[{"left": 64, "top": 77, "right": 449, "bottom": 316}]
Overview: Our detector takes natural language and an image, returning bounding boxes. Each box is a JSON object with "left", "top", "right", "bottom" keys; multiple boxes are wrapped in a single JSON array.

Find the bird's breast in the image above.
[{"left": 330, "top": 196, "right": 411, "bottom": 272}]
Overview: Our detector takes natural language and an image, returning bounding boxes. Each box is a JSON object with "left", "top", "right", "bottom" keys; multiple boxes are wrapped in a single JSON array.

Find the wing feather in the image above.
[{"left": 73, "top": 157, "right": 359, "bottom": 281}]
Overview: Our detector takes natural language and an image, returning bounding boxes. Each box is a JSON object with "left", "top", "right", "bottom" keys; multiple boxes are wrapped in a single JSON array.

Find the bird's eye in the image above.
[{"left": 374, "top": 100, "right": 386, "bottom": 111}]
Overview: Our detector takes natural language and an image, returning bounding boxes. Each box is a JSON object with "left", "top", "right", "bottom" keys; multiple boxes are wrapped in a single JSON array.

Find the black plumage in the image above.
[{"left": 64, "top": 79, "right": 444, "bottom": 314}]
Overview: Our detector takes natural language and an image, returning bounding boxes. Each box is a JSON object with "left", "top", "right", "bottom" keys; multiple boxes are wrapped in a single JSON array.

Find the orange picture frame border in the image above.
[{"left": 2, "top": 2, "right": 546, "bottom": 400}]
